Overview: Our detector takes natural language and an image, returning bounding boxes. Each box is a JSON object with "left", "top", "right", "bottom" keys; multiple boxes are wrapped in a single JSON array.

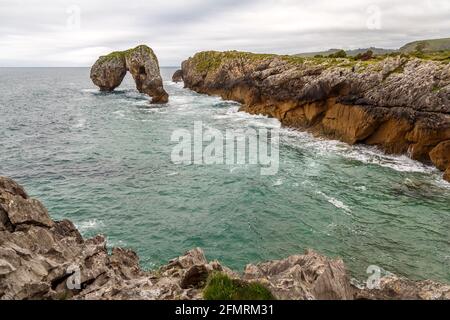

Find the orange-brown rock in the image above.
[
  {"left": 444, "top": 168, "right": 450, "bottom": 181},
  {"left": 181, "top": 51, "right": 450, "bottom": 180}
]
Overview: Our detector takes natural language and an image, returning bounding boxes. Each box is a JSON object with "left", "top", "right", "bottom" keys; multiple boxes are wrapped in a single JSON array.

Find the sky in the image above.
[{"left": 0, "top": 0, "right": 449, "bottom": 67}]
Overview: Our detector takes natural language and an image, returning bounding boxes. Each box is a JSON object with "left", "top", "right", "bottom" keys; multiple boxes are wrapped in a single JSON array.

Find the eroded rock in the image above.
[
  {"left": 430, "top": 140, "right": 450, "bottom": 181},
  {"left": 172, "top": 69, "right": 183, "bottom": 83},
  {"left": 0, "top": 176, "right": 448, "bottom": 300},
  {"left": 181, "top": 51, "right": 450, "bottom": 181},
  {"left": 90, "top": 45, "right": 168, "bottom": 104}
]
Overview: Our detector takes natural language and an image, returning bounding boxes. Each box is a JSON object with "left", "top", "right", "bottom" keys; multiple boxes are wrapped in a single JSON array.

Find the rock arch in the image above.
[{"left": 90, "top": 45, "right": 169, "bottom": 104}]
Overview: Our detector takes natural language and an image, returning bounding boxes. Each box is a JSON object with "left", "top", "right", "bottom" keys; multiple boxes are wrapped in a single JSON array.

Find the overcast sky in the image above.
[{"left": 1, "top": 0, "right": 449, "bottom": 66}]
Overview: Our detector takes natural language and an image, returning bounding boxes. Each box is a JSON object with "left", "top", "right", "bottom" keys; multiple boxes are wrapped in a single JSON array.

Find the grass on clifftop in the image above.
[
  {"left": 191, "top": 49, "right": 450, "bottom": 73},
  {"left": 203, "top": 273, "right": 275, "bottom": 300},
  {"left": 192, "top": 51, "right": 276, "bottom": 72},
  {"left": 98, "top": 45, "right": 157, "bottom": 63}
]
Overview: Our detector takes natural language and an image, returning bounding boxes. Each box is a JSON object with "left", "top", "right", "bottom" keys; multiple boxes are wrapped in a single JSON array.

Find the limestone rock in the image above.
[
  {"left": 172, "top": 69, "right": 183, "bottom": 83},
  {"left": 243, "top": 249, "right": 355, "bottom": 300},
  {"left": 355, "top": 275, "right": 450, "bottom": 300},
  {"left": 0, "top": 176, "right": 448, "bottom": 300},
  {"left": 90, "top": 45, "right": 168, "bottom": 104}
]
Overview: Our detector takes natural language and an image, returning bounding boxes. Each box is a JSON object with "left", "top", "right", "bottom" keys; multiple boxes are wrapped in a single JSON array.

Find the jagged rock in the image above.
[
  {"left": 243, "top": 249, "right": 355, "bottom": 300},
  {"left": 355, "top": 276, "right": 450, "bottom": 300},
  {"left": 181, "top": 51, "right": 450, "bottom": 181},
  {"left": 90, "top": 45, "right": 169, "bottom": 104},
  {"left": 0, "top": 176, "right": 448, "bottom": 300},
  {"left": 0, "top": 178, "right": 53, "bottom": 228},
  {"left": 180, "top": 265, "right": 209, "bottom": 289},
  {"left": 172, "top": 69, "right": 183, "bottom": 83}
]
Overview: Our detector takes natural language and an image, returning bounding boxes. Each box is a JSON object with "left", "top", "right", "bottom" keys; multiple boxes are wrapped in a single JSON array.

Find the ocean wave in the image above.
[
  {"left": 76, "top": 219, "right": 104, "bottom": 233},
  {"left": 316, "top": 191, "right": 352, "bottom": 215},
  {"left": 279, "top": 127, "right": 435, "bottom": 174}
]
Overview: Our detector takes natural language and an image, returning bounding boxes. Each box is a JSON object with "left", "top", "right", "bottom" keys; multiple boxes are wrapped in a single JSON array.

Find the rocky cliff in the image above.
[
  {"left": 90, "top": 45, "right": 169, "bottom": 104},
  {"left": 0, "top": 176, "right": 449, "bottom": 300},
  {"left": 181, "top": 51, "right": 450, "bottom": 181}
]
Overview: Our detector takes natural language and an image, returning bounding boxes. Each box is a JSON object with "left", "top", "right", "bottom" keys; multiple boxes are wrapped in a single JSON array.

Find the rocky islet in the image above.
[{"left": 90, "top": 45, "right": 169, "bottom": 104}]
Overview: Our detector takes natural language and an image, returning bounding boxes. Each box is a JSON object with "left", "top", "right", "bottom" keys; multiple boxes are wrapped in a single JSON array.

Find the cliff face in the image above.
[
  {"left": 90, "top": 45, "right": 169, "bottom": 104},
  {"left": 181, "top": 51, "right": 450, "bottom": 181},
  {"left": 1, "top": 176, "right": 449, "bottom": 300}
]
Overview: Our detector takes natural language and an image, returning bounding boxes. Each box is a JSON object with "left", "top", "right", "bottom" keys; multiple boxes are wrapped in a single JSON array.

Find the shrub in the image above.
[
  {"left": 203, "top": 273, "right": 275, "bottom": 300},
  {"left": 328, "top": 50, "right": 347, "bottom": 58},
  {"left": 355, "top": 50, "right": 374, "bottom": 61}
]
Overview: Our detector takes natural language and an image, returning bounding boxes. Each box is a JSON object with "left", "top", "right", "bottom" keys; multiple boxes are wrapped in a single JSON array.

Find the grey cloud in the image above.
[{"left": 0, "top": 0, "right": 448, "bottom": 66}]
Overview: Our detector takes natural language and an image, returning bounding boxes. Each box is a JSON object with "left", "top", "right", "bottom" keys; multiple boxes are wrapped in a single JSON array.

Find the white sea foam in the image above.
[
  {"left": 278, "top": 127, "right": 436, "bottom": 174},
  {"left": 316, "top": 191, "right": 352, "bottom": 215},
  {"left": 76, "top": 219, "right": 104, "bottom": 233},
  {"left": 73, "top": 118, "right": 86, "bottom": 128},
  {"left": 272, "top": 179, "right": 283, "bottom": 187},
  {"left": 81, "top": 89, "right": 98, "bottom": 93}
]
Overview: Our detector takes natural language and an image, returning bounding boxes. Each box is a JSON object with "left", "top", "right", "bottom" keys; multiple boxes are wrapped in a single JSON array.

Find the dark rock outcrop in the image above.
[
  {"left": 90, "top": 45, "right": 169, "bottom": 104},
  {"left": 181, "top": 51, "right": 450, "bottom": 181},
  {"left": 172, "top": 69, "right": 183, "bottom": 83},
  {"left": 0, "top": 176, "right": 449, "bottom": 300}
]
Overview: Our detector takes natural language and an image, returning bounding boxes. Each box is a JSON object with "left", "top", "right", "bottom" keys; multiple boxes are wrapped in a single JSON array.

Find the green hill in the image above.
[
  {"left": 294, "top": 37, "right": 450, "bottom": 58},
  {"left": 399, "top": 38, "right": 450, "bottom": 53},
  {"left": 295, "top": 47, "right": 394, "bottom": 58}
]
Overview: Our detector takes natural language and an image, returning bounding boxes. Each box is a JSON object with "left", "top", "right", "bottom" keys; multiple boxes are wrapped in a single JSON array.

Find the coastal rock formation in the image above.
[
  {"left": 1, "top": 176, "right": 449, "bottom": 300},
  {"left": 181, "top": 51, "right": 450, "bottom": 181},
  {"left": 90, "top": 45, "right": 169, "bottom": 104},
  {"left": 172, "top": 69, "right": 183, "bottom": 83}
]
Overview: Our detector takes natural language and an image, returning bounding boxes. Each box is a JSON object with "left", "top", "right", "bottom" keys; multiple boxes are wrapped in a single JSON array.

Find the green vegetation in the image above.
[
  {"left": 98, "top": 45, "right": 157, "bottom": 63},
  {"left": 190, "top": 46, "right": 450, "bottom": 74},
  {"left": 328, "top": 50, "right": 347, "bottom": 58},
  {"left": 203, "top": 273, "right": 275, "bottom": 300},
  {"left": 354, "top": 50, "right": 374, "bottom": 61},
  {"left": 399, "top": 38, "right": 450, "bottom": 53},
  {"left": 191, "top": 50, "right": 276, "bottom": 72},
  {"left": 295, "top": 47, "right": 394, "bottom": 58},
  {"left": 407, "top": 50, "right": 450, "bottom": 63}
]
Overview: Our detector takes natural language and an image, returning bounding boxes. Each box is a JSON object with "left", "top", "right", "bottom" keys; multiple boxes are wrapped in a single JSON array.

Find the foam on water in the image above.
[
  {"left": 1, "top": 67, "right": 449, "bottom": 283},
  {"left": 76, "top": 219, "right": 104, "bottom": 233}
]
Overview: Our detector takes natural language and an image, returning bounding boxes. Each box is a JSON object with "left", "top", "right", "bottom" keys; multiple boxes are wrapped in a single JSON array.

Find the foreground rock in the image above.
[
  {"left": 90, "top": 45, "right": 168, "bottom": 104},
  {"left": 181, "top": 51, "right": 450, "bottom": 181},
  {"left": 0, "top": 177, "right": 448, "bottom": 300}
]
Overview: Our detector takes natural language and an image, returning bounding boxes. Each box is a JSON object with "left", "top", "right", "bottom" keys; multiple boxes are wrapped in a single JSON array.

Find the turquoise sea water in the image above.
[{"left": 0, "top": 67, "right": 449, "bottom": 282}]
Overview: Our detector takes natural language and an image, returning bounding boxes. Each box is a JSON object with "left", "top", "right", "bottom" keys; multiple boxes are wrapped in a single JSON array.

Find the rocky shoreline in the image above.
[
  {"left": 180, "top": 51, "right": 450, "bottom": 182},
  {"left": 1, "top": 176, "right": 449, "bottom": 300}
]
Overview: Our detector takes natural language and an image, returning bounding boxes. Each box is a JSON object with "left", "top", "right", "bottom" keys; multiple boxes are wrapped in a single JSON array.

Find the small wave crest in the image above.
[
  {"left": 316, "top": 191, "right": 352, "bottom": 215},
  {"left": 76, "top": 219, "right": 104, "bottom": 233}
]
